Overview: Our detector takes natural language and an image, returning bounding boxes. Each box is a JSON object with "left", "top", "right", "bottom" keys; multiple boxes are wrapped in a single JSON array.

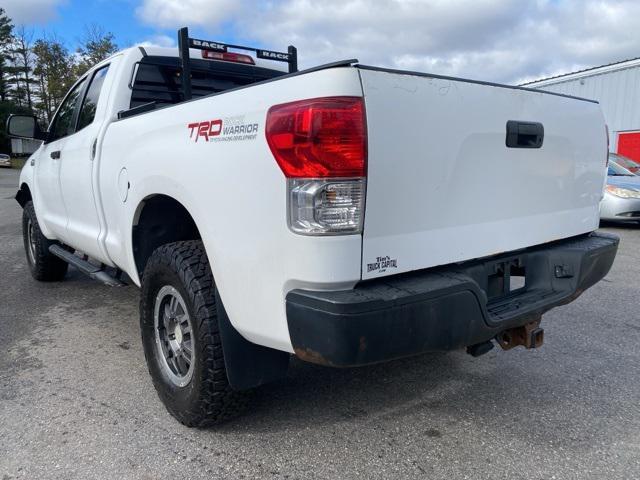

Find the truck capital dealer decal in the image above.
[
  {"left": 187, "top": 115, "right": 259, "bottom": 143},
  {"left": 367, "top": 255, "right": 398, "bottom": 274}
]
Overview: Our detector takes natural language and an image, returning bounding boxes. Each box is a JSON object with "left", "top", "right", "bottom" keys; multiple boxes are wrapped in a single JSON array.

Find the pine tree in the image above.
[
  {"left": 0, "top": 8, "right": 14, "bottom": 102},
  {"left": 0, "top": 18, "right": 120, "bottom": 151},
  {"left": 9, "top": 26, "right": 37, "bottom": 110}
]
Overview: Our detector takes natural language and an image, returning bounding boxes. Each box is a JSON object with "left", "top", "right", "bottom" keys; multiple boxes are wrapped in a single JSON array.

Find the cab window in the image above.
[
  {"left": 77, "top": 65, "right": 110, "bottom": 131},
  {"left": 48, "top": 78, "right": 87, "bottom": 142}
]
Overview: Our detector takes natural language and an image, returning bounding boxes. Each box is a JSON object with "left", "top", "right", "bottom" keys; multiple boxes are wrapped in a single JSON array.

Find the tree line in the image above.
[{"left": 0, "top": 8, "right": 118, "bottom": 153}]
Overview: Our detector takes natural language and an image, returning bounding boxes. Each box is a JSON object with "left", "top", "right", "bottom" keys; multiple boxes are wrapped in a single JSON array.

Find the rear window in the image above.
[{"left": 129, "top": 56, "right": 284, "bottom": 109}]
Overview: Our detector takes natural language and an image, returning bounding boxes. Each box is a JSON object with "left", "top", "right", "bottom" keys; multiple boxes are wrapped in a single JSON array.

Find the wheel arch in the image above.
[
  {"left": 132, "top": 198, "right": 291, "bottom": 391},
  {"left": 131, "top": 194, "right": 202, "bottom": 280}
]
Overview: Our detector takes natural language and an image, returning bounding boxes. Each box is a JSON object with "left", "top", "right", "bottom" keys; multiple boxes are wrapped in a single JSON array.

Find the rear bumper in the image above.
[{"left": 286, "top": 232, "right": 618, "bottom": 367}]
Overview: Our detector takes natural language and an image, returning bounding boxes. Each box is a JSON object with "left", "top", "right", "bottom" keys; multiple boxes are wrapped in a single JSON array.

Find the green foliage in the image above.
[
  {"left": 74, "top": 25, "right": 118, "bottom": 77},
  {"left": 7, "top": 26, "right": 37, "bottom": 109},
  {"left": 0, "top": 8, "right": 15, "bottom": 102},
  {"left": 33, "top": 38, "right": 75, "bottom": 122},
  {"left": 0, "top": 13, "right": 120, "bottom": 153}
]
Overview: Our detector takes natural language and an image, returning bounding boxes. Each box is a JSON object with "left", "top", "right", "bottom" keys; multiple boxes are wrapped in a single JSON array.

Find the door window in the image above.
[
  {"left": 77, "top": 65, "right": 110, "bottom": 131},
  {"left": 48, "top": 78, "right": 87, "bottom": 142}
]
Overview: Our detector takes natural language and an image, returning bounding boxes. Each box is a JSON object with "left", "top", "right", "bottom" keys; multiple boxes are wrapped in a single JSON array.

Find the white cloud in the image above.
[
  {"left": 135, "top": 0, "right": 241, "bottom": 30},
  {"left": 136, "top": 0, "right": 640, "bottom": 84},
  {"left": 3, "top": 0, "right": 67, "bottom": 25},
  {"left": 136, "top": 34, "right": 176, "bottom": 48}
]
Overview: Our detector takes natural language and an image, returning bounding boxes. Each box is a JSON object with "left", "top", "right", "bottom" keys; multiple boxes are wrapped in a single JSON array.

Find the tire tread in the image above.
[
  {"left": 22, "top": 201, "right": 68, "bottom": 281},
  {"left": 140, "top": 240, "right": 249, "bottom": 427}
]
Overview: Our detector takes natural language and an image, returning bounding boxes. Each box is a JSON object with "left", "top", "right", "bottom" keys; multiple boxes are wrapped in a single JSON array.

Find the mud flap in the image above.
[{"left": 215, "top": 290, "right": 290, "bottom": 390}]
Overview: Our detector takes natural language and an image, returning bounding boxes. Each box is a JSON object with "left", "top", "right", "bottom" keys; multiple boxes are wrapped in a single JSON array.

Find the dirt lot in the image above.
[{"left": 1, "top": 167, "right": 639, "bottom": 479}]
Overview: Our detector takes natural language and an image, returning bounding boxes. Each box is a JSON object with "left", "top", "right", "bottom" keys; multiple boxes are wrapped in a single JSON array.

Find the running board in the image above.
[{"left": 48, "top": 245, "right": 126, "bottom": 287}]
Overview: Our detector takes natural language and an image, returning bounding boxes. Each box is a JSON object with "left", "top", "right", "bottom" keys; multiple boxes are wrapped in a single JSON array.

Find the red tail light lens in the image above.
[{"left": 265, "top": 96, "right": 367, "bottom": 178}]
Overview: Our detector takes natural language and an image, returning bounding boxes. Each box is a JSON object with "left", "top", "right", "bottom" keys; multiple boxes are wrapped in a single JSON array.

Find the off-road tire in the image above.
[
  {"left": 22, "top": 201, "right": 69, "bottom": 281},
  {"left": 140, "top": 240, "right": 249, "bottom": 427}
]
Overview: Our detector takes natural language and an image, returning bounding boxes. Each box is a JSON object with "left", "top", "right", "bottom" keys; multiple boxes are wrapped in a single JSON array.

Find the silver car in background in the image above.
[
  {"left": 600, "top": 161, "right": 640, "bottom": 223},
  {"left": 0, "top": 154, "right": 11, "bottom": 168}
]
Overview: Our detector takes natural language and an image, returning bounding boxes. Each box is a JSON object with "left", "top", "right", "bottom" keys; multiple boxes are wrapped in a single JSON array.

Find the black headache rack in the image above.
[{"left": 178, "top": 26, "right": 298, "bottom": 101}]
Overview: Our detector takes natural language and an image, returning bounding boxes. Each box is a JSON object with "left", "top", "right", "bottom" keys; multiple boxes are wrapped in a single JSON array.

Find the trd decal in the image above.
[
  {"left": 187, "top": 120, "right": 222, "bottom": 142},
  {"left": 187, "top": 116, "right": 259, "bottom": 143}
]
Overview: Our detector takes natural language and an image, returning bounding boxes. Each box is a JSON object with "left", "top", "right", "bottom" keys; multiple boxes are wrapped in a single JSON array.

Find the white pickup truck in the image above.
[{"left": 8, "top": 28, "right": 619, "bottom": 427}]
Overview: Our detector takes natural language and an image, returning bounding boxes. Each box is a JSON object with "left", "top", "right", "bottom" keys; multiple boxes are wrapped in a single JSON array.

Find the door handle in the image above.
[
  {"left": 50, "top": 150, "right": 61, "bottom": 159},
  {"left": 506, "top": 121, "right": 544, "bottom": 148}
]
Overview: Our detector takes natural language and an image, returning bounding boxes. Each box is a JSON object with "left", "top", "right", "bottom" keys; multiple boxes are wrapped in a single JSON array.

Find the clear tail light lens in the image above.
[
  {"left": 289, "top": 179, "right": 365, "bottom": 235},
  {"left": 266, "top": 96, "right": 367, "bottom": 235}
]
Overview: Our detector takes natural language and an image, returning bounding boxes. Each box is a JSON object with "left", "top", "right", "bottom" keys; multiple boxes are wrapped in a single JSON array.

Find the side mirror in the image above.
[{"left": 6, "top": 114, "right": 47, "bottom": 141}]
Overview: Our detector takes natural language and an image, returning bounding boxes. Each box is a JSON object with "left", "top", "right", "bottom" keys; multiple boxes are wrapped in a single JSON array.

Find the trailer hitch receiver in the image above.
[{"left": 496, "top": 320, "right": 544, "bottom": 350}]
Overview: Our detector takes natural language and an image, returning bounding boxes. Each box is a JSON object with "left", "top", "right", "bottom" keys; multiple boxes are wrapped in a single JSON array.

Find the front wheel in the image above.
[
  {"left": 22, "top": 201, "right": 69, "bottom": 281},
  {"left": 140, "top": 240, "right": 249, "bottom": 427}
]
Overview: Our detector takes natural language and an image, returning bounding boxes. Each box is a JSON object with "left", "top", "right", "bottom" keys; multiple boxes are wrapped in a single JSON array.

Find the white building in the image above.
[
  {"left": 522, "top": 57, "right": 640, "bottom": 162},
  {"left": 10, "top": 138, "right": 41, "bottom": 156}
]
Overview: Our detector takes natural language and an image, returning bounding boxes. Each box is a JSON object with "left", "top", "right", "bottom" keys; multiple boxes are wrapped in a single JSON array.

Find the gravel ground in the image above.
[{"left": 1, "top": 167, "right": 639, "bottom": 479}]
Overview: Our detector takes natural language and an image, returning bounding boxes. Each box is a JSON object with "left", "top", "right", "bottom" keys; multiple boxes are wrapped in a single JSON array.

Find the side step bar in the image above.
[{"left": 49, "top": 245, "right": 126, "bottom": 287}]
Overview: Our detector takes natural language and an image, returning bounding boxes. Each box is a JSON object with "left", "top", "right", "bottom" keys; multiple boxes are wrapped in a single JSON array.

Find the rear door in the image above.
[
  {"left": 359, "top": 67, "right": 607, "bottom": 279},
  {"left": 59, "top": 62, "right": 115, "bottom": 260}
]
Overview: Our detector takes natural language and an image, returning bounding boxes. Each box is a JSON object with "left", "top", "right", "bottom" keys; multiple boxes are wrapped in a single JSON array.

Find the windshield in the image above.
[
  {"left": 608, "top": 161, "right": 636, "bottom": 176},
  {"left": 609, "top": 153, "right": 640, "bottom": 169}
]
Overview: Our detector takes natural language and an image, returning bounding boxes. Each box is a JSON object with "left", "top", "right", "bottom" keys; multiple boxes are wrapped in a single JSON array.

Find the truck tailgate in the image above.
[{"left": 359, "top": 66, "right": 607, "bottom": 279}]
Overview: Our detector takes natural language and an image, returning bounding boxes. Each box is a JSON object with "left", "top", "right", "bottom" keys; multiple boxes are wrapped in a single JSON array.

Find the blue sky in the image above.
[
  {"left": 4, "top": 0, "right": 245, "bottom": 50},
  {"left": 47, "top": 1, "right": 175, "bottom": 48},
  {"left": 4, "top": 0, "right": 640, "bottom": 84}
]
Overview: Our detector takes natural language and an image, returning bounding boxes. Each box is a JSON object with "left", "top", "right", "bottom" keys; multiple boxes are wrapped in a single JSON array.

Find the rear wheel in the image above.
[
  {"left": 22, "top": 201, "right": 69, "bottom": 281},
  {"left": 140, "top": 240, "right": 249, "bottom": 427}
]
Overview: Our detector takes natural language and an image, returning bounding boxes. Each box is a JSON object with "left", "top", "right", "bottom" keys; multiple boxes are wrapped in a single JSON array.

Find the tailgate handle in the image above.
[{"left": 506, "top": 121, "right": 544, "bottom": 149}]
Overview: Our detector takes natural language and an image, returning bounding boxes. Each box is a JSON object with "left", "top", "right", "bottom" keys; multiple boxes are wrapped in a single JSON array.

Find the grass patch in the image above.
[{"left": 11, "top": 157, "right": 27, "bottom": 169}]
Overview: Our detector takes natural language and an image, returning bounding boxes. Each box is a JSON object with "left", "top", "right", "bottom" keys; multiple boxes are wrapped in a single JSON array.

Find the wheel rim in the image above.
[
  {"left": 26, "top": 217, "right": 37, "bottom": 265},
  {"left": 153, "top": 286, "right": 195, "bottom": 387}
]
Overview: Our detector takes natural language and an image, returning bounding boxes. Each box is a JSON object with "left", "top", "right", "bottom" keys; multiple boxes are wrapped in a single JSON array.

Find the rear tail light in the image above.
[
  {"left": 265, "top": 97, "right": 366, "bottom": 178},
  {"left": 265, "top": 97, "right": 367, "bottom": 235},
  {"left": 202, "top": 50, "right": 255, "bottom": 65}
]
